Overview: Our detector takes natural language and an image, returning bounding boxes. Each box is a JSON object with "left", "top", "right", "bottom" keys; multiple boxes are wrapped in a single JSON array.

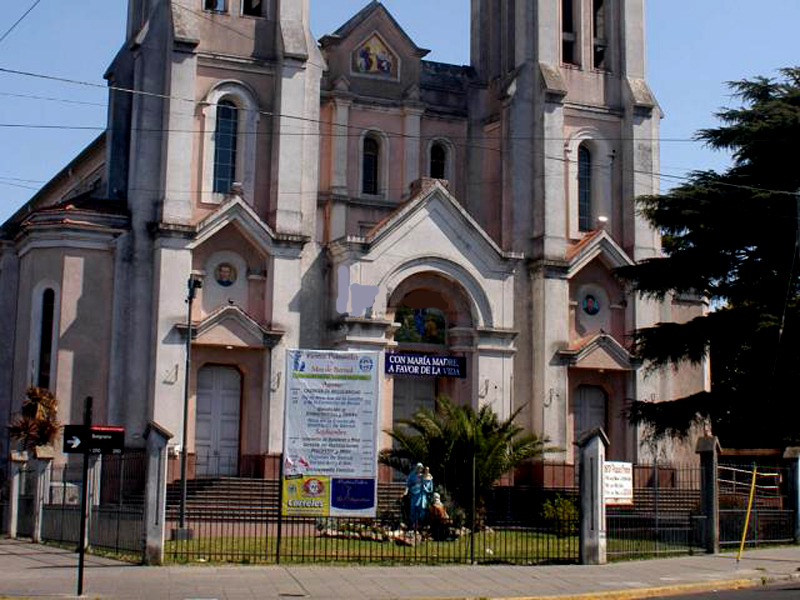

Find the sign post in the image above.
[
  {"left": 282, "top": 350, "right": 381, "bottom": 519},
  {"left": 62, "top": 399, "right": 125, "bottom": 597},
  {"left": 76, "top": 396, "right": 92, "bottom": 597}
]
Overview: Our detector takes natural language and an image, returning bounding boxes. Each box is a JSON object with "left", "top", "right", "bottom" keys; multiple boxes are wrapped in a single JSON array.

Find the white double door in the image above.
[{"left": 196, "top": 365, "right": 241, "bottom": 477}]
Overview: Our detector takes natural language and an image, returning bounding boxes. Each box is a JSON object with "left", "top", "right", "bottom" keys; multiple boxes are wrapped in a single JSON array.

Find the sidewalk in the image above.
[{"left": 1, "top": 539, "right": 799, "bottom": 600}]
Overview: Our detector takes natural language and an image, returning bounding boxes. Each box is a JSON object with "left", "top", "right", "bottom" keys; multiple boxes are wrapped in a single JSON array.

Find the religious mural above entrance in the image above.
[
  {"left": 394, "top": 306, "right": 446, "bottom": 345},
  {"left": 352, "top": 34, "right": 398, "bottom": 79}
]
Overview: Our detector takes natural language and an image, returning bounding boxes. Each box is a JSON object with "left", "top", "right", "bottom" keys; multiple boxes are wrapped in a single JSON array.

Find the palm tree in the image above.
[{"left": 380, "top": 396, "right": 556, "bottom": 519}]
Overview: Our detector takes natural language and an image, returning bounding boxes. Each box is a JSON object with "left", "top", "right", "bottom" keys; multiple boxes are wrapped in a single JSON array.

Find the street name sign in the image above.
[{"left": 63, "top": 424, "right": 125, "bottom": 455}]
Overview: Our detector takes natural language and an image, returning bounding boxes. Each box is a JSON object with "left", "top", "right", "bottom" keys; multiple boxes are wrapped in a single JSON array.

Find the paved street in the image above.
[
  {"left": 1, "top": 540, "right": 800, "bottom": 600},
  {"left": 650, "top": 582, "right": 800, "bottom": 599}
]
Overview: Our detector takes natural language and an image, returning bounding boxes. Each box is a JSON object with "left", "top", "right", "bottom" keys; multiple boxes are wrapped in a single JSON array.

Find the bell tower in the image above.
[{"left": 469, "top": 0, "right": 675, "bottom": 463}]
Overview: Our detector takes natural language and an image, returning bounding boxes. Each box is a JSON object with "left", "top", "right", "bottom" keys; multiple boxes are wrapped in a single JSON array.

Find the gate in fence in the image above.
[
  {"left": 718, "top": 463, "right": 795, "bottom": 548},
  {"left": 606, "top": 463, "right": 705, "bottom": 560}
]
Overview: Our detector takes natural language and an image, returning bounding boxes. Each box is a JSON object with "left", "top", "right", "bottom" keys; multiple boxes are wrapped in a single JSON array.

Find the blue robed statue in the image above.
[{"left": 406, "top": 463, "right": 434, "bottom": 527}]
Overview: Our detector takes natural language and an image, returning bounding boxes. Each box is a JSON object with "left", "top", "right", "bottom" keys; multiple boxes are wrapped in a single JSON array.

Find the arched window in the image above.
[
  {"left": 562, "top": 0, "right": 577, "bottom": 65},
  {"left": 430, "top": 143, "right": 447, "bottom": 180},
  {"left": 202, "top": 82, "right": 259, "bottom": 204},
  {"left": 362, "top": 136, "right": 380, "bottom": 195},
  {"left": 593, "top": 0, "right": 608, "bottom": 70},
  {"left": 37, "top": 288, "right": 55, "bottom": 389},
  {"left": 213, "top": 99, "right": 239, "bottom": 194},
  {"left": 578, "top": 145, "right": 592, "bottom": 231}
]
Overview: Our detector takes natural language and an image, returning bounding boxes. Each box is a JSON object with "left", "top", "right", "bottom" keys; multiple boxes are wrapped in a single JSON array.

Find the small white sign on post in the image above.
[{"left": 604, "top": 461, "right": 633, "bottom": 506}]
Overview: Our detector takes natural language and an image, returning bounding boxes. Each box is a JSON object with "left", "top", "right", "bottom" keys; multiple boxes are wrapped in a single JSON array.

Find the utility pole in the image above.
[{"left": 174, "top": 276, "right": 201, "bottom": 541}]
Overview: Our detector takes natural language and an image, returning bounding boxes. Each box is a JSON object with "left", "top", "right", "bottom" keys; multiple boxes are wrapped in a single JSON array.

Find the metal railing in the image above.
[
  {"left": 607, "top": 463, "right": 705, "bottom": 560},
  {"left": 718, "top": 463, "right": 795, "bottom": 548},
  {"left": 41, "top": 454, "right": 146, "bottom": 557},
  {"left": 165, "top": 471, "right": 580, "bottom": 565}
]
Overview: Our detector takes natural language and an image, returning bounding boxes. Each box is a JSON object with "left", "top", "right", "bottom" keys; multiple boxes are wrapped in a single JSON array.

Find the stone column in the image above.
[
  {"left": 30, "top": 455, "right": 53, "bottom": 543},
  {"left": 149, "top": 238, "right": 192, "bottom": 439},
  {"left": 696, "top": 436, "right": 720, "bottom": 554},
  {"left": 4, "top": 454, "right": 24, "bottom": 538},
  {"left": 578, "top": 427, "right": 609, "bottom": 565},
  {"left": 331, "top": 98, "right": 351, "bottom": 196},
  {"left": 143, "top": 422, "right": 173, "bottom": 565},
  {"left": 783, "top": 447, "right": 800, "bottom": 543},
  {"left": 402, "top": 106, "right": 423, "bottom": 199}
]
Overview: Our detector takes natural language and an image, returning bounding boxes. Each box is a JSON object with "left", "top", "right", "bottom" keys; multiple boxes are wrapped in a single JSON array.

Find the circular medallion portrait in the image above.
[
  {"left": 215, "top": 263, "right": 237, "bottom": 288},
  {"left": 582, "top": 294, "right": 600, "bottom": 316}
]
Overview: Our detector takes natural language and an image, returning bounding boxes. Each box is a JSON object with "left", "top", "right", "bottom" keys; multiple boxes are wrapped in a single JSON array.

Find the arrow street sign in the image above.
[{"left": 63, "top": 424, "right": 125, "bottom": 455}]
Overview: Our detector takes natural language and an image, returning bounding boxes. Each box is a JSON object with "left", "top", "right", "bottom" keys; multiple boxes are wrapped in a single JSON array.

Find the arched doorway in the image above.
[
  {"left": 196, "top": 365, "right": 242, "bottom": 476},
  {"left": 387, "top": 273, "right": 475, "bottom": 430}
]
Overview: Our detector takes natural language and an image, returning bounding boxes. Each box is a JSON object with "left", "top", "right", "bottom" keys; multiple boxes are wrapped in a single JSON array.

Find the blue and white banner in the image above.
[
  {"left": 385, "top": 353, "right": 467, "bottom": 378},
  {"left": 283, "top": 349, "right": 380, "bottom": 517}
]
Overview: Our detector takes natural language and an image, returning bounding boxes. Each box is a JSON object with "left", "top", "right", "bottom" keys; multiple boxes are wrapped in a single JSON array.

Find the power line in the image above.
[
  {"left": 0, "top": 66, "right": 714, "bottom": 145},
  {"left": 0, "top": 91, "right": 107, "bottom": 108},
  {"left": 0, "top": 0, "right": 42, "bottom": 46},
  {"left": 0, "top": 69, "right": 797, "bottom": 200},
  {"left": 0, "top": 180, "right": 39, "bottom": 191}
]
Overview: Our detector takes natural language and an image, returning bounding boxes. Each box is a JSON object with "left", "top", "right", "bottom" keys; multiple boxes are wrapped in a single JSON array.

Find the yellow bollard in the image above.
[{"left": 737, "top": 464, "right": 758, "bottom": 563}]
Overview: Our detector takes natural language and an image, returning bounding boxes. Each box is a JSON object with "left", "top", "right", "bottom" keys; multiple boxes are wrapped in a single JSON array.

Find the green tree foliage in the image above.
[
  {"left": 7, "top": 387, "right": 61, "bottom": 451},
  {"left": 379, "top": 396, "right": 555, "bottom": 517},
  {"left": 616, "top": 67, "right": 800, "bottom": 447}
]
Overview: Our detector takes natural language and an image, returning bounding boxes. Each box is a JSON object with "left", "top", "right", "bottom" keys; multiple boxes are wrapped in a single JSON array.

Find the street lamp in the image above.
[{"left": 174, "top": 275, "right": 202, "bottom": 541}]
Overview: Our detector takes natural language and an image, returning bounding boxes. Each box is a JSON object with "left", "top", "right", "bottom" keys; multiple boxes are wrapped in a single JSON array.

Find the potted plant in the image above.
[{"left": 7, "top": 387, "right": 61, "bottom": 460}]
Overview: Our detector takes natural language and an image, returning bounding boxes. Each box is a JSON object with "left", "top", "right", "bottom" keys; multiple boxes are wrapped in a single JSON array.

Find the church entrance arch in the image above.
[
  {"left": 196, "top": 364, "right": 242, "bottom": 477},
  {"left": 387, "top": 272, "right": 476, "bottom": 430}
]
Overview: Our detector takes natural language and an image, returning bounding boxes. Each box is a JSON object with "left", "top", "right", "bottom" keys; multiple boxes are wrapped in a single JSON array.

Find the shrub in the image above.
[{"left": 542, "top": 494, "right": 579, "bottom": 538}]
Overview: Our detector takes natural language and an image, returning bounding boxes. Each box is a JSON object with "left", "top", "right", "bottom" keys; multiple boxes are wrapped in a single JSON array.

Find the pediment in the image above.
[
  {"left": 189, "top": 196, "right": 306, "bottom": 258},
  {"left": 334, "top": 180, "right": 522, "bottom": 275},
  {"left": 558, "top": 333, "right": 638, "bottom": 371},
  {"left": 321, "top": 2, "right": 429, "bottom": 59},
  {"left": 566, "top": 230, "right": 635, "bottom": 278},
  {"left": 179, "top": 305, "right": 283, "bottom": 349}
]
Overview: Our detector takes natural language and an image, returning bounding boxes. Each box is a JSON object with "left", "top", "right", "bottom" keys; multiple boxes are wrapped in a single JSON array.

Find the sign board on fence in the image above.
[
  {"left": 63, "top": 424, "right": 125, "bottom": 455},
  {"left": 385, "top": 353, "right": 466, "bottom": 378},
  {"left": 282, "top": 349, "right": 380, "bottom": 517},
  {"left": 604, "top": 461, "right": 633, "bottom": 506}
]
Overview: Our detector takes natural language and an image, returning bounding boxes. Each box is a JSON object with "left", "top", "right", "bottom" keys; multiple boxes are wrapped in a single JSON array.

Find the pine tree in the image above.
[{"left": 617, "top": 68, "right": 800, "bottom": 447}]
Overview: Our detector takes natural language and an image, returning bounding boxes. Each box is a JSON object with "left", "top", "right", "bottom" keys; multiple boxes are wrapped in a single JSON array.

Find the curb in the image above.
[
  {"left": 420, "top": 573, "right": 800, "bottom": 600},
  {"left": 484, "top": 578, "right": 757, "bottom": 600}
]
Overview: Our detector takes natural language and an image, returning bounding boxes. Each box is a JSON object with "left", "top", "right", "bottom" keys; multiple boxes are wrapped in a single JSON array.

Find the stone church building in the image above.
[{"left": 0, "top": 0, "right": 707, "bottom": 479}]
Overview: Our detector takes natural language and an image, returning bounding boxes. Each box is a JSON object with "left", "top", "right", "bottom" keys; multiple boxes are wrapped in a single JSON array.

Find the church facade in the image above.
[{"left": 0, "top": 0, "right": 708, "bottom": 479}]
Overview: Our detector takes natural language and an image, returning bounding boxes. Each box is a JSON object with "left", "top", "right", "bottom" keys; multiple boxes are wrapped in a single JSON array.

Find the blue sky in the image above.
[{"left": 0, "top": 1, "right": 798, "bottom": 224}]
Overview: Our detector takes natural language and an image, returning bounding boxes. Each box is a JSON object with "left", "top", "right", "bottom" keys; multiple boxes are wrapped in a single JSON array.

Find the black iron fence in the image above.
[
  {"left": 0, "top": 472, "right": 8, "bottom": 536},
  {"left": 165, "top": 457, "right": 579, "bottom": 565},
  {"left": 41, "top": 453, "right": 147, "bottom": 556},
  {"left": 607, "top": 463, "right": 705, "bottom": 560},
  {"left": 718, "top": 463, "right": 795, "bottom": 548}
]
